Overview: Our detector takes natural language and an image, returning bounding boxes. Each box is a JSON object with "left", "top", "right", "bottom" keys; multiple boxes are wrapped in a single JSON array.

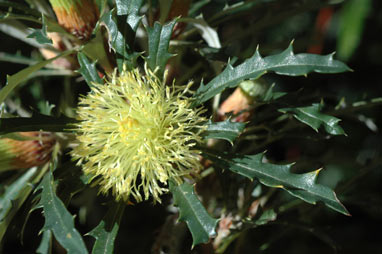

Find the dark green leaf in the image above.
[
  {"left": 77, "top": 52, "right": 102, "bottom": 87},
  {"left": 146, "top": 20, "right": 177, "bottom": 76},
  {"left": 0, "top": 49, "right": 75, "bottom": 104},
  {"left": 0, "top": 112, "right": 79, "bottom": 135},
  {"left": 193, "top": 43, "right": 351, "bottom": 106},
  {"left": 0, "top": 167, "right": 37, "bottom": 240},
  {"left": 115, "top": 0, "right": 143, "bottom": 32},
  {"left": 169, "top": 181, "right": 218, "bottom": 247},
  {"left": 37, "top": 171, "right": 88, "bottom": 254},
  {"left": 203, "top": 150, "right": 350, "bottom": 216},
  {"left": 88, "top": 202, "right": 125, "bottom": 254},
  {"left": 54, "top": 162, "right": 89, "bottom": 205},
  {"left": 0, "top": 1, "right": 41, "bottom": 18},
  {"left": 27, "top": 15, "right": 52, "bottom": 44},
  {"left": 204, "top": 119, "right": 245, "bottom": 144},
  {"left": 100, "top": 9, "right": 139, "bottom": 70},
  {"left": 279, "top": 103, "right": 346, "bottom": 135}
]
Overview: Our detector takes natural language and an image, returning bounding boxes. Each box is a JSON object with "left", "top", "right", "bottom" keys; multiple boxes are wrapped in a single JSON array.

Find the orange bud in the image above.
[
  {"left": 49, "top": 0, "right": 99, "bottom": 40},
  {"left": 0, "top": 132, "right": 56, "bottom": 171}
]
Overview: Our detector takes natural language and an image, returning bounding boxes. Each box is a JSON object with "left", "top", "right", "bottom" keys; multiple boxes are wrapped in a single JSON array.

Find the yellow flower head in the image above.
[{"left": 71, "top": 67, "right": 206, "bottom": 203}]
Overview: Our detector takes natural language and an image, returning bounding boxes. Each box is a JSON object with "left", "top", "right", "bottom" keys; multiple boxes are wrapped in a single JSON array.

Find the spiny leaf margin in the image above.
[
  {"left": 203, "top": 150, "right": 350, "bottom": 216},
  {"left": 145, "top": 20, "right": 177, "bottom": 76},
  {"left": 88, "top": 202, "right": 125, "bottom": 254},
  {"left": 169, "top": 181, "right": 218, "bottom": 248},
  {"left": 36, "top": 171, "right": 88, "bottom": 254},
  {"left": 193, "top": 43, "right": 351, "bottom": 106},
  {"left": 279, "top": 103, "right": 346, "bottom": 135}
]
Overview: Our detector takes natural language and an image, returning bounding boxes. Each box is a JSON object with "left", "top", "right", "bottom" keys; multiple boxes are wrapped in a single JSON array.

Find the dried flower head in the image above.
[
  {"left": 71, "top": 67, "right": 206, "bottom": 203},
  {"left": 0, "top": 132, "right": 56, "bottom": 171}
]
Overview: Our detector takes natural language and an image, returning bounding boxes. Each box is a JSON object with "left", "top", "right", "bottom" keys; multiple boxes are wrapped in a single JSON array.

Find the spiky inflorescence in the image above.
[{"left": 71, "top": 67, "right": 206, "bottom": 203}]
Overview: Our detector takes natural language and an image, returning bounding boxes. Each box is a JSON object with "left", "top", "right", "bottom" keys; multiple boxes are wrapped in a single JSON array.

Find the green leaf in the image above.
[
  {"left": 169, "top": 181, "right": 218, "bottom": 247},
  {"left": 203, "top": 119, "right": 245, "bottom": 144},
  {"left": 337, "top": 0, "right": 371, "bottom": 61},
  {"left": 193, "top": 43, "right": 351, "bottom": 106},
  {"left": 0, "top": 49, "right": 75, "bottom": 104},
  {"left": 37, "top": 171, "right": 88, "bottom": 254},
  {"left": 146, "top": 20, "right": 177, "bottom": 76},
  {"left": 36, "top": 230, "right": 52, "bottom": 254},
  {"left": 253, "top": 209, "right": 277, "bottom": 226},
  {"left": 115, "top": 0, "right": 143, "bottom": 32},
  {"left": 0, "top": 167, "right": 37, "bottom": 240},
  {"left": 88, "top": 202, "right": 125, "bottom": 254},
  {"left": 0, "top": 112, "right": 79, "bottom": 135},
  {"left": 77, "top": 52, "right": 102, "bottom": 87},
  {"left": 27, "top": 15, "right": 52, "bottom": 44},
  {"left": 203, "top": 150, "right": 350, "bottom": 216},
  {"left": 100, "top": 9, "right": 139, "bottom": 70},
  {"left": 279, "top": 103, "right": 346, "bottom": 135}
]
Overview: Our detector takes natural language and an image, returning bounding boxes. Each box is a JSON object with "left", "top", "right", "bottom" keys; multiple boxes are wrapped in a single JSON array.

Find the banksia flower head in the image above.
[
  {"left": 49, "top": 0, "right": 99, "bottom": 40},
  {"left": 71, "top": 66, "right": 207, "bottom": 203},
  {"left": 0, "top": 132, "right": 56, "bottom": 171}
]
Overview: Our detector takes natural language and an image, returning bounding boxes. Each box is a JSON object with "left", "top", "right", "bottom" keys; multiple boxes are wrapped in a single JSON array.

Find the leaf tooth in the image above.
[{"left": 301, "top": 168, "right": 322, "bottom": 187}]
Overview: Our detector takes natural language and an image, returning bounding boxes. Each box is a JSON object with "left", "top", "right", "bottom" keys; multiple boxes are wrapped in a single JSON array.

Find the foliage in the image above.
[{"left": 0, "top": 0, "right": 381, "bottom": 253}]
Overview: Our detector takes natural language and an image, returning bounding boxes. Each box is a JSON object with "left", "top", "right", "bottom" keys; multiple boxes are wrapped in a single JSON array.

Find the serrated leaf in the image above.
[
  {"left": 100, "top": 9, "right": 139, "bottom": 70},
  {"left": 0, "top": 112, "right": 79, "bottom": 135},
  {"left": 0, "top": 167, "right": 37, "bottom": 240},
  {"left": 88, "top": 202, "right": 125, "bottom": 254},
  {"left": 169, "top": 181, "right": 218, "bottom": 247},
  {"left": 0, "top": 49, "right": 75, "bottom": 104},
  {"left": 27, "top": 15, "right": 52, "bottom": 44},
  {"left": 77, "top": 52, "right": 102, "bottom": 87},
  {"left": 203, "top": 119, "right": 245, "bottom": 143},
  {"left": 279, "top": 103, "right": 346, "bottom": 135},
  {"left": 203, "top": 150, "right": 350, "bottom": 216},
  {"left": 115, "top": 0, "right": 143, "bottom": 32},
  {"left": 193, "top": 43, "right": 351, "bottom": 106},
  {"left": 146, "top": 20, "right": 177, "bottom": 76},
  {"left": 37, "top": 171, "right": 88, "bottom": 254}
]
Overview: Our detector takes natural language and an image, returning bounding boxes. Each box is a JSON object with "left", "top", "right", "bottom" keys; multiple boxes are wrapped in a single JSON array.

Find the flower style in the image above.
[{"left": 71, "top": 67, "right": 206, "bottom": 203}]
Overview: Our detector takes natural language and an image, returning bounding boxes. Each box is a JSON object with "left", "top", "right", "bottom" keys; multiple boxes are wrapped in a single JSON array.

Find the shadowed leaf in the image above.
[{"left": 170, "top": 181, "right": 218, "bottom": 247}]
